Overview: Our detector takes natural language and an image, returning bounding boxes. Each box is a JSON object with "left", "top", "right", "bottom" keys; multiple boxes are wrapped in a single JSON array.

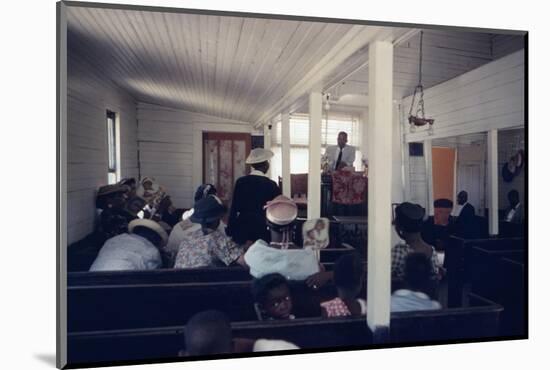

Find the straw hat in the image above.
[
  {"left": 264, "top": 195, "right": 298, "bottom": 226},
  {"left": 128, "top": 219, "right": 169, "bottom": 246},
  {"left": 245, "top": 148, "right": 274, "bottom": 164}
]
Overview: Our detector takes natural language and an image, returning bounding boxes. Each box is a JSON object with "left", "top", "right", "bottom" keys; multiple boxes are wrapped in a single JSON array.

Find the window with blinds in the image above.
[{"left": 271, "top": 113, "right": 363, "bottom": 181}]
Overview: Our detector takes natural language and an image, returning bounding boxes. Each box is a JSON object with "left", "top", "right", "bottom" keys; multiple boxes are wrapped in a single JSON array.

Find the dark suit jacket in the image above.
[
  {"left": 226, "top": 173, "right": 281, "bottom": 244},
  {"left": 451, "top": 203, "right": 476, "bottom": 238}
]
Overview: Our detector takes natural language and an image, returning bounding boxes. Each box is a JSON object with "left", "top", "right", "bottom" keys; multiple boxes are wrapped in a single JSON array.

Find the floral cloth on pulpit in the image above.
[{"left": 331, "top": 170, "right": 367, "bottom": 205}]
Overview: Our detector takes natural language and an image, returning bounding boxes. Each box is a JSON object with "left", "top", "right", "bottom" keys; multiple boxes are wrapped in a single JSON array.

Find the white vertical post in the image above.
[
  {"left": 487, "top": 129, "right": 499, "bottom": 235},
  {"left": 281, "top": 112, "right": 291, "bottom": 198},
  {"left": 57, "top": 2, "right": 68, "bottom": 368},
  {"left": 366, "top": 41, "right": 393, "bottom": 336},
  {"left": 264, "top": 124, "right": 272, "bottom": 178},
  {"left": 308, "top": 90, "right": 322, "bottom": 219},
  {"left": 424, "top": 139, "right": 434, "bottom": 216}
]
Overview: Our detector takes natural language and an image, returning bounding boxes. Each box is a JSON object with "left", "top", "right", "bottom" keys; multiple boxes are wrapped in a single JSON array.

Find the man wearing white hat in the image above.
[
  {"left": 89, "top": 219, "right": 168, "bottom": 271},
  {"left": 227, "top": 148, "right": 281, "bottom": 244}
]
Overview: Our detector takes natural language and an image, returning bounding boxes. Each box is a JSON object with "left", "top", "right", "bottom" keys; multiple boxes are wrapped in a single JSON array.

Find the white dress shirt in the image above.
[{"left": 325, "top": 145, "right": 356, "bottom": 170}]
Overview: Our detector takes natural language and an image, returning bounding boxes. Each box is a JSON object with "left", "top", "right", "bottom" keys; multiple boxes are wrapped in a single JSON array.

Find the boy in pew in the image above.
[
  {"left": 174, "top": 195, "right": 247, "bottom": 269},
  {"left": 320, "top": 253, "right": 366, "bottom": 317},
  {"left": 391, "top": 253, "right": 442, "bottom": 312},
  {"left": 181, "top": 310, "right": 299, "bottom": 357},
  {"left": 252, "top": 273, "right": 296, "bottom": 320},
  {"left": 89, "top": 219, "right": 168, "bottom": 271}
]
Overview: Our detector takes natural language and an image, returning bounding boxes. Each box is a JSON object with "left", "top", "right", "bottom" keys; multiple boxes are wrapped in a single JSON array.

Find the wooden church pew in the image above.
[
  {"left": 497, "top": 257, "right": 526, "bottom": 336},
  {"left": 67, "top": 259, "right": 365, "bottom": 287},
  {"left": 66, "top": 293, "right": 502, "bottom": 366},
  {"left": 469, "top": 248, "right": 525, "bottom": 337},
  {"left": 444, "top": 236, "right": 525, "bottom": 307},
  {"left": 67, "top": 316, "right": 372, "bottom": 365},
  {"left": 67, "top": 280, "right": 338, "bottom": 332},
  {"left": 469, "top": 246, "right": 525, "bottom": 300}
]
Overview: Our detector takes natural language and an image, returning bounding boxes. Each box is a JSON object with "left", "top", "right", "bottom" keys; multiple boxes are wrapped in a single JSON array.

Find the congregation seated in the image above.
[
  {"left": 391, "top": 202, "right": 441, "bottom": 282},
  {"left": 391, "top": 253, "right": 442, "bottom": 312},
  {"left": 320, "top": 253, "right": 366, "bottom": 318},
  {"left": 174, "top": 195, "right": 247, "bottom": 269},
  {"left": 252, "top": 273, "right": 296, "bottom": 320},
  {"left": 180, "top": 310, "right": 299, "bottom": 357},
  {"left": 89, "top": 219, "right": 168, "bottom": 271}
]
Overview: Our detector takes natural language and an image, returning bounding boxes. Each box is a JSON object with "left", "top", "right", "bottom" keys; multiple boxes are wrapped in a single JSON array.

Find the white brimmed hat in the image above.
[
  {"left": 245, "top": 148, "right": 274, "bottom": 164},
  {"left": 128, "top": 219, "right": 169, "bottom": 246},
  {"left": 264, "top": 195, "right": 298, "bottom": 226}
]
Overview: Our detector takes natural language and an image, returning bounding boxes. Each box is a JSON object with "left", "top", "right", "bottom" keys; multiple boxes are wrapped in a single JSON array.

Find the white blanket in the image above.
[{"left": 244, "top": 240, "right": 320, "bottom": 280}]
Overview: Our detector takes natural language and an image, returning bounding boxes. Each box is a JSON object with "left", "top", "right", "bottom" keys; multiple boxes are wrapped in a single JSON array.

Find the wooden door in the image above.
[
  {"left": 432, "top": 147, "right": 456, "bottom": 202},
  {"left": 203, "top": 132, "right": 252, "bottom": 202}
]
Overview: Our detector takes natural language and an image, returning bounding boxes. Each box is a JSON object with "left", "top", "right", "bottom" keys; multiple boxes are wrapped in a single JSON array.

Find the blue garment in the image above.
[{"left": 391, "top": 289, "right": 442, "bottom": 312}]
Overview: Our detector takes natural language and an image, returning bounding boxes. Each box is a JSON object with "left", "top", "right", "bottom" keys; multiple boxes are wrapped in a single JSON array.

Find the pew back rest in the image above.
[
  {"left": 68, "top": 280, "right": 337, "bottom": 332},
  {"left": 444, "top": 236, "right": 524, "bottom": 307},
  {"left": 67, "top": 316, "right": 371, "bottom": 365},
  {"left": 67, "top": 297, "right": 503, "bottom": 366},
  {"left": 389, "top": 293, "right": 502, "bottom": 343}
]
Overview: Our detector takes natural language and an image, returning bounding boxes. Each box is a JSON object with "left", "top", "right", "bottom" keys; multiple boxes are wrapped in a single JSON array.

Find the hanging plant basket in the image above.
[{"left": 407, "top": 31, "right": 435, "bottom": 133}]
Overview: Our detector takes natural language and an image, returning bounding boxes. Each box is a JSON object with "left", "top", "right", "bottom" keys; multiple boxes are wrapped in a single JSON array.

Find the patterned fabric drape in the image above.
[{"left": 331, "top": 171, "right": 367, "bottom": 205}]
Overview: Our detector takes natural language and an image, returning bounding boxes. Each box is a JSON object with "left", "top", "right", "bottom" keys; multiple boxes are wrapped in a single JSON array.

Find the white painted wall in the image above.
[
  {"left": 137, "top": 103, "right": 252, "bottom": 209},
  {"left": 67, "top": 52, "right": 138, "bottom": 245},
  {"left": 403, "top": 50, "right": 524, "bottom": 206},
  {"left": 404, "top": 49, "right": 524, "bottom": 142}
]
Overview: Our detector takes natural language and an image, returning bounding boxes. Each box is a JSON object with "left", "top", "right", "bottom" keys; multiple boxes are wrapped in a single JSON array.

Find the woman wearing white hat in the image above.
[
  {"left": 244, "top": 195, "right": 320, "bottom": 281},
  {"left": 89, "top": 219, "right": 168, "bottom": 271},
  {"left": 226, "top": 148, "right": 281, "bottom": 245}
]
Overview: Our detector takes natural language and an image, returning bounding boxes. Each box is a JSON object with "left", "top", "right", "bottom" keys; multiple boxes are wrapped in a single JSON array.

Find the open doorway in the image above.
[{"left": 432, "top": 133, "right": 487, "bottom": 217}]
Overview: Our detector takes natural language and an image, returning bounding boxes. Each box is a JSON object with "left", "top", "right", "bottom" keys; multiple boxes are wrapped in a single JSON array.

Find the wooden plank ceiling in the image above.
[
  {"left": 67, "top": 6, "right": 385, "bottom": 124},
  {"left": 67, "top": 6, "right": 523, "bottom": 124}
]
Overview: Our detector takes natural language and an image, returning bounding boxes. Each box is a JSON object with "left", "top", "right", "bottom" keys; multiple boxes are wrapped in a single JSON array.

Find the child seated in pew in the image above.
[
  {"left": 181, "top": 310, "right": 299, "bottom": 357},
  {"left": 252, "top": 273, "right": 296, "bottom": 320},
  {"left": 391, "top": 253, "right": 442, "bottom": 312},
  {"left": 320, "top": 253, "right": 366, "bottom": 317}
]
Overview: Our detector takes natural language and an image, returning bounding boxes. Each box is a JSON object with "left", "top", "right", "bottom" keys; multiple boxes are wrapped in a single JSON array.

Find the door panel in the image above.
[{"left": 203, "top": 132, "right": 251, "bottom": 203}]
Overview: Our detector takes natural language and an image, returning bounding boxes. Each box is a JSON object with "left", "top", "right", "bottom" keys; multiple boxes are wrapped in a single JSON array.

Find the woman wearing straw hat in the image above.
[{"left": 226, "top": 148, "right": 281, "bottom": 245}]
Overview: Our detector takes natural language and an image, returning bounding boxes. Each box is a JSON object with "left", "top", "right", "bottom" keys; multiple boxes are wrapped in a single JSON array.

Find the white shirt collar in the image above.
[{"left": 250, "top": 169, "right": 268, "bottom": 177}]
